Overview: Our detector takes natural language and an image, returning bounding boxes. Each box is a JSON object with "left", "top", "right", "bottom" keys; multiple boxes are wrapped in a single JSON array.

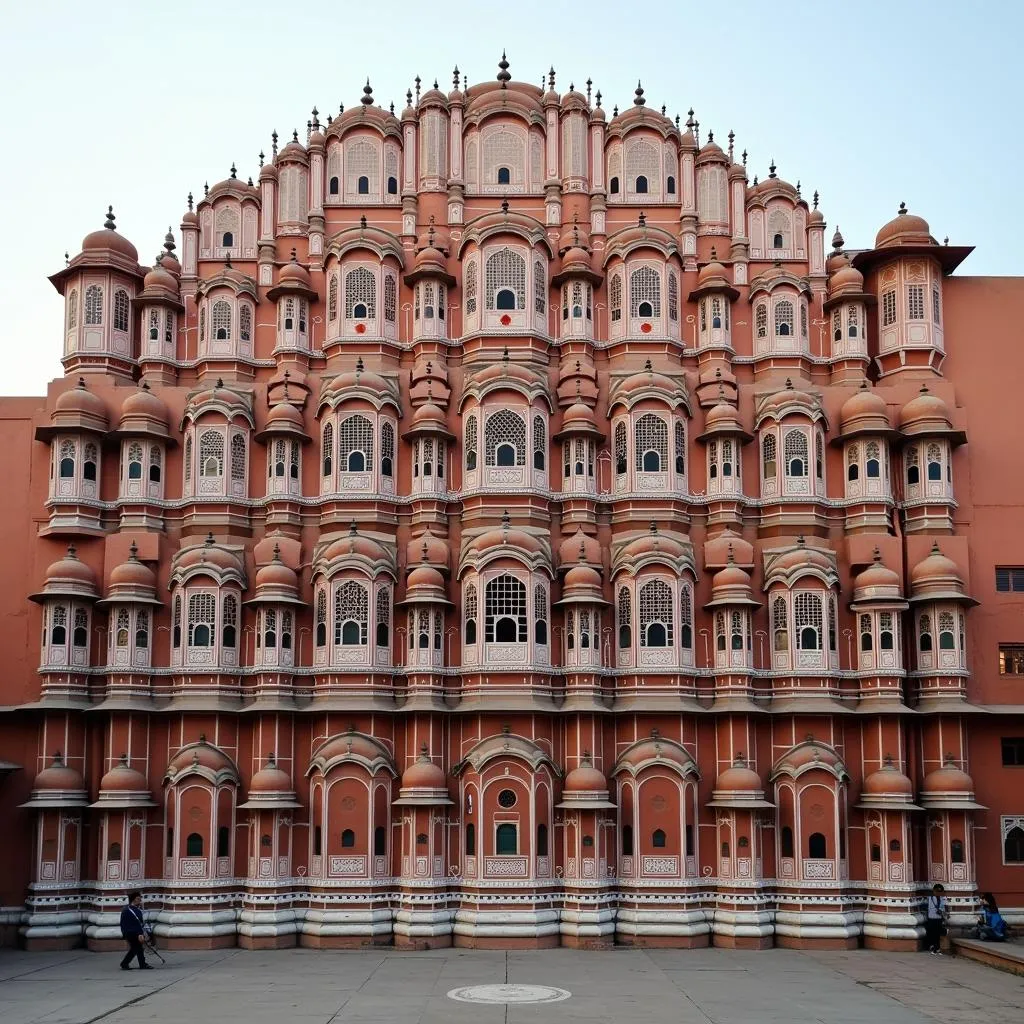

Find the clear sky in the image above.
[{"left": 1, "top": 0, "right": 1018, "bottom": 396}]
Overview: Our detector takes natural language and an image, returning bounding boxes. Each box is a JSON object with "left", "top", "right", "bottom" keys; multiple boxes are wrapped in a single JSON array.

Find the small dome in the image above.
[
  {"left": 696, "top": 256, "right": 730, "bottom": 290},
  {"left": 120, "top": 385, "right": 169, "bottom": 427},
  {"left": 33, "top": 753, "right": 86, "bottom": 793},
  {"left": 875, "top": 203, "right": 933, "bottom": 249},
  {"left": 44, "top": 545, "right": 98, "bottom": 593},
  {"left": 705, "top": 551, "right": 758, "bottom": 610},
  {"left": 54, "top": 378, "right": 109, "bottom": 425},
  {"left": 401, "top": 753, "right": 447, "bottom": 791},
  {"left": 410, "top": 400, "right": 448, "bottom": 430},
  {"left": 265, "top": 402, "right": 305, "bottom": 430},
  {"left": 770, "top": 541, "right": 835, "bottom": 579},
  {"left": 559, "top": 400, "right": 600, "bottom": 435},
  {"left": 277, "top": 134, "right": 307, "bottom": 163},
  {"left": 407, "top": 561, "right": 444, "bottom": 590},
  {"left": 322, "top": 526, "right": 392, "bottom": 565},
  {"left": 703, "top": 399, "right": 744, "bottom": 435},
  {"left": 165, "top": 740, "right": 238, "bottom": 782},
  {"left": 412, "top": 245, "right": 448, "bottom": 276},
  {"left": 714, "top": 760, "right": 763, "bottom": 794},
  {"left": 620, "top": 525, "right": 688, "bottom": 562},
  {"left": 696, "top": 137, "right": 727, "bottom": 164},
  {"left": 175, "top": 537, "right": 244, "bottom": 575},
  {"left": 564, "top": 561, "right": 602, "bottom": 591},
  {"left": 563, "top": 760, "right": 608, "bottom": 793},
  {"left": 829, "top": 262, "right": 865, "bottom": 297},
  {"left": 254, "top": 547, "right": 299, "bottom": 593},
  {"left": 278, "top": 253, "right": 313, "bottom": 289},
  {"left": 143, "top": 262, "right": 178, "bottom": 293},
  {"left": 99, "top": 757, "right": 150, "bottom": 795},
  {"left": 839, "top": 385, "right": 890, "bottom": 434},
  {"left": 248, "top": 761, "right": 293, "bottom": 794},
  {"left": 407, "top": 529, "right": 449, "bottom": 570},
  {"left": 404, "top": 559, "right": 448, "bottom": 604},
  {"left": 852, "top": 551, "right": 902, "bottom": 604},
  {"left": 910, "top": 543, "right": 969, "bottom": 602},
  {"left": 899, "top": 386, "right": 953, "bottom": 435},
  {"left": 862, "top": 762, "right": 914, "bottom": 797},
  {"left": 558, "top": 528, "right": 602, "bottom": 568},
  {"left": 109, "top": 543, "right": 157, "bottom": 591},
  {"left": 921, "top": 761, "right": 973, "bottom": 795},
  {"left": 704, "top": 529, "right": 754, "bottom": 569},
  {"left": 807, "top": 207, "right": 825, "bottom": 226},
  {"left": 81, "top": 207, "right": 139, "bottom": 262}
]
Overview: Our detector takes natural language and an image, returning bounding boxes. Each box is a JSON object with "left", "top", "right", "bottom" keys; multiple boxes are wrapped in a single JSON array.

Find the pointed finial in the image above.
[
  {"left": 796, "top": 533, "right": 805, "bottom": 546},
  {"left": 361, "top": 79, "right": 374, "bottom": 105},
  {"left": 66, "top": 542, "right": 78, "bottom": 558},
  {"left": 356, "top": 356, "right": 364, "bottom": 374},
  {"left": 291, "top": 129, "right": 299, "bottom": 143},
  {"left": 644, "top": 358, "right": 652, "bottom": 372},
  {"left": 613, "top": 105, "right": 618, "bottom": 117},
  {"left": 710, "top": 246, "right": 718, "bottom": 261},
  {"left": 548, "top": 66, "right": 555, "bottom": 90},
  {"left": 686, "top": 108, "right": 695, "bottom": 129},
  {"left": 349, "top": 521, "right": 358, "bottom": 537},
  {"left": 785, "top": 377, "right": 793, "bottom": 389},
  {"left": 187, "top": 191, "right": 194, "bottom": 212},
  {"left": 898, "top": 201, "right": 907, "bottom": 216},
  {"left": 872, "top": 547, "right": 881, "bottom": 563},
  {"left": 796, "top": 179, "right": 801, "bottom": 197},
  {"left": 129, "top": 540, "right": 139, "bottom": 560},
  {"left": 741, "top": 149, "right": 747, "bottom": 167},
  {"left": 578, "top": 536, "right": 587, "bottom": 563},
  {"left": 586, "top": 78, "right": 592, "bottom": 103},
  {"left": 420, "top": 742, "right": 429, "bottom": 760},
  {"left": 453, "top": 66, "right": 460, "bottom": 89},
  {"left": 389, "top": 101, "right": 394, "bottom": 115},
  {"left": 943, "top": 236, "right": 949, "bottom": 246},
  {"left": 501, "top": 197, "right": 509, "bottom": 214},
  {"left": 224, "top": 254, "right": 232, "bottom": 269},
  {"left": 727, "top": 543, "right": 735, "bottom": 564},
  {"left": 708, "top": 130, "right": 714, "bottom": 143},
  {"left": 64, "top": 250, "right": 69, "bottom": 266},
  {"left": 675, "top": 114, "right": 680, "bottom": 128},
  {"left": 638, "top": 211, "right": 646, "bottom": 227},
  {"left": 205, "top": 531, "right": 215, "bottom": 546},
  {"left": 832, "top": 226, "right": 844, "bottom": 251},
  {"left": 271, "top": 130, "right": 278, "bottom": 156},
  {"left": 752, "top": 175, "right": 759, "bottom": 186},
  {"left": 812, "top": 190, "right": 819, "bottom": 210},
  {"left": 661, "top": 104, "right": 666, "bottom": 116},
  {"left": 312, "top": 106, "right": 320, "bottom": 128},
  {"left": 229, "top": 162, "right": 237, "bottom": 179},
  {"left": 497, "top": 50, "right": 511, "bottom": 84},
  {"left": 649, "top": 521, "right": 658, "bottom": 535},
  {"left": 247, "top": 176, "right": 253, "bottom": 186},
  {"left": 502, "top": 346, "right": 509, "bottom": 365},
  {"left": 406, "top": 88, "right": 413, "bottom": 107},
  {"left": 104, "top": 205, "right": 116, "bottom": 230},
  {"left": 360, "top": 214, "right": 367, "bottom": 229},
  {"left": 633, "top": 81, "right": 645, "bottom": 106},
  {"left": 727, "top": 129, "right": 735, "bottom": 161},
  {"left": 768, "top": 160, "right": 777, "bottom": 179},
  {"left": 413, "top": 75, "right": 421, "bottom": 103},
  {"left": 595, "top": 90, "right": 602, "bottom": 108},
  {"left": 501, "top": 509, "right": 510, "bottom": 536}
]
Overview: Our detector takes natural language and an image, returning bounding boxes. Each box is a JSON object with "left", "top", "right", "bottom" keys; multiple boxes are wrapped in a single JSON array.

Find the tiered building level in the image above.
[{"left": 1, "top": 58, "right": 1022, "bottom": 951}]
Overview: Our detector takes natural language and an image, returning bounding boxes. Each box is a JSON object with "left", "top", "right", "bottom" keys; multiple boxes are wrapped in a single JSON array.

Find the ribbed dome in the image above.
[
  {"left": 265, "top": 402, "right": 305, "bottom": 429},
  {"left": 909, "top": 543, "right": 970, "bottom": 603},
  {"left": 109, "top": 543, "right": 157, "bottom": 591},
  {"left": 829, "top": 262, "right": 865, "bottom": 296},
  {"left": 35, "top": 545, "right": 99, "bottom": 601},
  {"left": 55, "top": 378, "right": 109, "bottom": 424},
  {"left": 143, "top": 262, "right": 178, "bottom": 293},
  {"left": 862, "top": 762, "right": 913, "bottom": 797},
  {"left": 401, "top": 754, "right": 447, "bottom": 791},
  {"left": 248, "top": 761, "right": 293, "bottom": 794},
  {"left": 702, "top": 399, "right": 745, "bottom": 435},
  {"left": 98, "top": 757, "right": 150, "bottom": 794},
  {"left": 406, "top": 562, "right": 445, "bottom": 591},
  {"left": 33, "top": 754, "right": 86, "bottom": 792},
  {"left": 410, "top": 401, "right": 448, "bottom": 429},
  {"left": 406, "top": 530, "right": 449, "bottom": 570},
  {"left": 875, "top": 203, "right": 933, "bottom": 249},
  {"left": 563, "top": 760, "right": 607, "bottom": 793},
  {"left": 921, "top": 761, "right": 974, "bottom": 795},
  {"left": 899, "top": 386, "right": 953, "bottom": 434},
  {"left": 696, "top": 256, "right": 730, "bottom": 290},
  {"left": 254, "top": 547, "right": 299, "bottom": 592},
  {"left": 558, "top": 400, "right": 601, "bottom": 436},
  {"left": 714, "top": 761, "right": 763, "bottom": 793},
  {"left": 278, "top": 253, "right": 313, "bottom": 289},
  {"left": 120, "top": 385, "right": 169, "bottom": 427},
  {"left": 839, "top": 385, "right": 890, "bottom": 434},
  {"left": 81, "top": 207, "right": 139, "bottom": 261},
  {"left": 564, "top": 561, "right": 602, "bottom": 591},
  {"left": 852, "top": 551, "right": 902, "bottom": 604},
  {"left": 412, "top": 245, "right": 448, "bottom": 275}
]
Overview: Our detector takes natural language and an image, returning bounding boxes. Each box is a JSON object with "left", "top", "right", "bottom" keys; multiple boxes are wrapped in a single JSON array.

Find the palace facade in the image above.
[{"left": 1, "top": 57, "right": 1022, "bottom": 952}]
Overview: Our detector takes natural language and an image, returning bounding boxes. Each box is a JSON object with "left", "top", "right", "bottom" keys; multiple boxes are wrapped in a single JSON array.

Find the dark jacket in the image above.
[{"left": 120, "top": 904, "right": 145, "bottom": 938}]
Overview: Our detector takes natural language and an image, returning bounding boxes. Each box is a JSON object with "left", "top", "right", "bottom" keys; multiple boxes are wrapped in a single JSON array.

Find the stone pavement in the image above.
[{"left": 1, "top": 945, "right": 1022, "bottom": 1024}]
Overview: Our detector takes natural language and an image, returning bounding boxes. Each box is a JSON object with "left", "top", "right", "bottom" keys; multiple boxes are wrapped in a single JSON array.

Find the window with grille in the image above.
[
  {"left": 617, "top": 587, "right": 632, "bottom": 647},
  {"left": 815, "top": 432, "right": 824, "bottom": 479},
  {"left": 272, "top": 439, "right": 286, "bottom": 478},
  {"left": 784, "top": 429, "right": 808, "bottom": 477},
  {"left": 83, "top": 442, "right": 98, "bottom": 481},
  {"left": 199, "top": 431, "right": 224, "bottom": 477},
  {"left": 315, "top": 589, "right": 327, "bottom": 646},
  {"left": 339, "top": 415, "right": 373, "bottom": 472},
  {"left": 1002, "top": 738, "right": 1024, "bottom": 766},
  {"left": 562, "top": 115, "right": 587, "bottom": 177},
  {"left": 996, "top": 567, "right": 1024, "bottom": 592},
  {"left": 926, "top": 442, "right": 943, "bottom": 481},
  {"left": 85, "top": 284, "right": 103, "bottom": 325},
  {"left": 334, "top": 581, "right": 368, "bottom": 645},
  {"left": 755, "top": 303, "right": 767, "bottom": 338},
  {"left": 375, "top": 588, "right": 390, "bottom": 646},
  {"left": 847, "top": 304, "right": 859, "bottom": 337},
  {"left": 937, "top": 610, "right": 955, "bottom": 650},
  {"left": 533, "top": 260, "right": 546, "bottom": 315},
  {"left": 674, "top": 421, "right": 685, "bottom": 475},
  {"left": 768, "top": 210, "right": 789, "bottom": 249},
  {"left": 482, "top": 129, "right": 524, "bottom": 185},
  {"left": 321, "top": 422, "right": 333, "bottom": 477},
  {"left": 485, "top": 574, "right": 526, "bottom": 642},
  {"left": 183, "top": 436, "right": 192, "bottom": 484},
  {"left": 135, "top": 609, "right": 149, "bottom": 648},
  {"left": 384, "top": 274, "right": 396, "bottom": 323},
  {"left": 532, "top": 415, "right": 546, "bottom": 470},
  {"left": 730, "top": 610, "right": 743, "bottom": 650},
  {"left": 345, "top": 139, "right": 380, "bottom": 199},
  {"left": 610, "top": 272, "right": 623, "bottom": 322},
  {"left": 485, "top": 248, "right": 526, "bottom": 310},
  {"left": 534, "top": 583, "right": 548, "bottom": 645},
  {"left": 629, "top": 266, "right": 661, "bottom": 317},
  {"left": 847, "top": 443, "right": 860, "bottom": 481},
  {"left": 240, "top": 304, "right": 252, "bottom": 342},
  {"left": 773, "top": 596, "right": 788, "bottom": 651},
  {"left": 774, "top": 300, "right": 794, "bottom": 336},
  {"left": 465, "top": 415, "right": 478, "bottom": 470},
  {"left": 635, "top": 414, "right": 668, "bottom": 472},
  {"left": 639, "top": 580, "right": 673, "bottom": 647},
  {"left": 794, "top": 593, "right": 822, "bottom": 649},
  {"left": 865, "top": 440, "right": 881, "bottom": 478},
  {"left": 188, "top": 593, "right": 216, "bottom": 647},
  {"left": 211, "top": 299, "right": 231, "bottom": 341},
  {"left": 882, "top": 290, "right": 896, "bottom": 326},
  {"left": 464, "top": 259, "right": 477, "bottom": 315},
  {"left": 918, "top": 612, "right": 932, "bottom": 651},
  {"left": 126, "top": 442, "right": 143, "bottom": 480},
  {"left": 114, "top": 607, "right": 130, "bottom": 647},
  {"left": 832, "top": 309, "right": 841, "bottom": 342},
  {"left": 149, "top": 445, "right": 162, "bottom": 483},
  {"left": 668, "top": 272, "right": 678, "bottom": 321},
  {"left": 800, "top": 302, "right": 808, "bottom": 338},
  {"left": 172, "top": 595, "right": 181, "bottom": 647},
  {"left": 907, "top": 284, "right": 925, "bottom": 320},
  {"left": 222, "top": 594, "right": 238, "bottom": 647},
  {"left": 113, "top": 289, "right": 130, "bottom": 332},
  {"left": 485, "top": 410, "right": 526, "bottom": 466},
  {"left": 680, "top": 584, "right": 693, "bottom": 647},
  {"left": 345, "top": 267, "right": 376, "bottom": 318},
  {"left": 199, "top": 305, "right": 206, "bottom": 341},
  {"left": 614, "top": 421, "right": 628, "bottom": 474},
  {"left": 230, "top": 434, "right": 246, "bottom": 481},
  {"left": 932, "top": 287, "right": 941, "bottom": 325},
  {"left": 708, "top": 440, "right": 718, "bottom": 479},
  {"left": 67, "top": 290, "right": 78, "bottom": 330},
  {"left": 328, "top": 275, "right": 338, "bottom": 320},
  {"left": 626, "top": 140, "right": 658, "bottom": 194},
  {"left": 380, "top": 421, "right": 394, "bottom": 477},
  {"left": 464, "top": 582, "right": 477, "bottom": 643},
  {"left": 49, "top": 605, "right": 67, "bottom": 645},
  {"left": 762, "top": 434, "right": 777, "bottom": 478},
  {"left": 905, "top": 445, "right": 920, "bottom": 485},
  {"left": 999, "top": 645, "right": 1024, "bottom": 675}
]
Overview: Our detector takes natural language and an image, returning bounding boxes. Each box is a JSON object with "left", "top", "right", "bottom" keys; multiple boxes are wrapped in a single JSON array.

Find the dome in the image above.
[
  {"left": 81, "top": 207, "right": 139, "bottom": 262},
  {"left": 120, "top": 385, "right": 169, "bottom": 428},
  {"left": 698, "top": 397, "right": 748, "bottom": 440},
  {"left": 164, "top": 740, "right": 239, "bottom": 784},
  {"left": 265, "top": 402, "right": 304, "bottom": 430},
  {"left": 406, "top": 530, "right": 449, "bottom": 571},
  {"left": 899, "top": 386, "right": 953, "bottom": 436},
  {"left": 254, "top": 546, "right": 299, "bottom": 593},
  {"left": 31, "top": 545, "right": 99, "bottom": 602},
  {"left": 411, "top": 244, "right": 449, "bottom": 277},
  {"left": 564, "top": 562, "right": 602, "bottom": 591},
  {"left": 696, "top": 137, "right": 727, "bottom": 165},
  {"left": 54, "top": 378, "right": 109, "bottom": 427},
  {"left": 852, "top": 551, "right": 903, "bottom": 604},
  {"left": 143, "top": 262, "right": 178, "bottom": 294},
  {"left": 277, "top": 132, "right": 308, "bottom": 163},
  {"left": 279, "top": 253, "right": 313, "bottom": 289},
  {"left": 828, "top": 262, "right": 865, "bottom": 297},
  {"left": 563, "top": 760, "right": 608, "bottom": 793},
  {"left": 862, "top": 762, "right": 913, "bottom": 797},
  {"left": 402, "top": 399, "right": 452, "bottom": 439},
  {"left": 697, "top": 257, "right": 729, "bottom": 289},
  {"left": 875, "top": 203, "right": 934, "bottom": 249},
  {"left": 705, "top": 554, "right": 759, "bottom": 609},
  {"left": 703, "top": 530, "right": 754, "bottom": 570},
  {"left": 919, "top": 758, "right": 984, "bottom": 810},
  {"left": 554, "top": 400, "right": 603, "bottom": 439},
  {"left": 406, "top": 563, "right": 445, "bottom": 591},
  {"left": 620, "top": 524, "right": 689, "bottom": 563},
  {"left": 174, "top": 536, "right": 245, "bottom": 578},
  {"left": 839, "top": 385, "right": 890, "bottom": 435},
  {"left": 756, "top": 382, "right": 820, "bottom": 424},
  {"left": 248, "top": 762, "right": 293, "bottom": 794},
  {"left": 92, "top": 756, "right": 157, "bottom": 807},
  {"left": 558, "top": 545, "right": 606, "bottom": 605},
  {"left": 909, "top": 542, "right": 973, "bottom": 603},
  {"left": 467, "top": 520, "right": 545, "bottom": 557},
  {"left": 392, "top": 747, "right": 452, "bottom": 806},
  {"left": 321, "top": 526, "right": 393, "bottom": 566},
  {"left": 108, "top": 543, "right": 158, "bottom": 591},
  {"left": 708, "top": 756, "right": 773, "bottom": 809},
  {"left": 557, "top": 528, "right": 602, "bottom": 570},
  {"left": 768, "top": 540, "right": 835, "bottom": 579},
  {"left": 22, "top": 753, "right": 90, "bottom": 808},
  {"left": 400, "top": 554, "right": 451, "bottom": 606}
]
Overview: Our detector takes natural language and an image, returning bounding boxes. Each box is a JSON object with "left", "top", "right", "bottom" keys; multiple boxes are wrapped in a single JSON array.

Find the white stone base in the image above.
[
  {"left": 712, "top": 908, "right": 775, "bottom": 940},
  {"left": 238, "top": 907, "right": 300, "bottom": 940},
  {"left": 774, "top": 909, "right": 863, "bottom": 941},
  {"left": 393, "top": 908, "right": 454, "bottom": 940},
  {"left": 615, "top": 907, "right": 710, "bottom": 939},
  {"left": 862, "top": 909, "right": 922, "bottom": 942},
  {"left": 453, "top": 908, "right": 560, "bottom": 939},
  {"left": 21, "top": 908, "right": 84, "bottom": 942},
  {"left": 153, "top": 908, "right": 238, "bottom": 939},
  {"left": 559, "top": 906, "right": 616, "bottom": 939},
  {"left": 300, "top": 907, "right": 393, "bottom": 939}
]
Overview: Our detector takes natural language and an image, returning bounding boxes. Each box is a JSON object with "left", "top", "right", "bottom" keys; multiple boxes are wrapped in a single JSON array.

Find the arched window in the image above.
[
  {"left": 784, "top": 429, "right": 808, "bottom": 477},
  {"left": 485, "top": 574, "right": 527, "bottom": 643},
  {"left": 464, "top": 583, "right": 477, "bottom": 645},
  {"left": 188, "top": 593, "right": 215, "bottom": 647},
  {"left": 847, "top": 444, "right": 860, "bottom": 481},
  {"left": 329, "top": 176, "right": 339, "bottom": 196},
  {"left": 465, "top": 415, "right": 478, "bottom": 471},
  {"left": 217, "top": 826, "right": 230, "bottom": 858},
  {"left": 230, "top": 433, "right": 246, "bottom": 486},
  {"left": 927, "top": 442, "right": 943, "bottom": 481},
  {"left": 386, "top": 176, "right": 398, "bottom": 195},
  {"left": 108, "top": 841, "right": 122, "bottom": 860},
  {"left": 115, "top": 607, "right": 130, "bottom": 647},
  {"left": 535, "top": 822, "right": 549, "bottom": 856},
  {"left": 680, "top": 585, "right": 693, "bottom": 648},
  {"left": 808, "top": 832, "right": 827, "bottom": 858},
  {"left": 610, "top": 176, "right": 620, "bottom": 194},
  {"left": 126, "top": 442, "right": 143, "bottom": 480},
  {"left": 485, "top": 247, "right": 526, "bottom": 311},
  {"left": 345, "top": 267, "right": 376, "bottom": 319},
  {"left": 666, "top": 175, "right": 676, "bottom": 194},
  {"left": 321, "top": 422, "right": 334, "bottom": 478},
  {"left": 533, "top": 583, "right": 548, "bottom": 645},
  {"left": 730, "top": 610, "right": 744, "bottom": 650},
  {"left": 866, "top": 441, "right": 881, "bottom": 478},
  {"left": 772, "top": 596, "right": 788, "bottom": 652},
  {"left": 533, "top": 259, "right": 546, "bottom": 315},
  {"left": 755, "top": 303, "right": 768, "bottom": 339},
  {"left": 614, "top": 421, "right": 628, "bottom": 475},
  {"left": 149, "top": 445, "right": 162, "bottom": 483},
  {"left": 674, "top": 420, "right": 685, "bottom": 475},
  {"left": 635, "top": 175, "right": 649, "bottom": 194},
  {"left": 80, "top": 442, "right": 97, "bottom": 482},
  {"left": 485, "top": 409, "right": 526, "bottom": 467},
  {"left": 212, "top": 299, "right": 232, "bottom": 341},
  {"left": 186, "top": 833, "right": 204, "bottom": 856},
  {"left": 906, "top": 446, "right": 920, "bottom": 486},
  {"left": 951, "top": 838, "right": 965, "bottom": 863},
  {"left": 380, "top": 421, "right": 395, "bottom": 478},
  {"left": 639, "top": 579, "right": 673, "bottom": 648},
  {"left": 221, "top": 231, "right": 233, "bottom": 248},
  {"left": 315, "top": 589, "right": 327, "bottom": 647},
  {"left": 222, "top": 594, "right": 238, "bottom": 647},
  {"left": 327, "top": 276, "right": 338, "bottom": 323},
  {"left": 49, "top": 605, "right": 67, "bottom": 645},
  {"left": 775, "top": 300, "right": 794, "bottom": 337},
  {"left": 375, "top": 588, "right": 390, "bottom": 647},
  {"left": 67, "top": 289, "right": 78, "bottom": 330},
  {"left": 342, "top": 828, "right": 356, "bottom": 848},
  {"left": 879, "top": 612, "right": 894, "bottom": 650},
  {"left": 635, "top": 413, "right": 668, "bottom": 473},
  {"left": 860, "top": 613, "right": 873, "bottom": 651},
  {"left": 339, "top": 415, "right": 373, "bottom": 473},
  {"left": 334, "top": 581, "right": 368, "bottom": 646},
  {"left": 609, "top": 272, "right": 623, "bottom": 323},
  {"left": 497, "top": 166, "right": 511, "bottom": 185},
  {"left": 919, "top": 613, "right": 933, "bottom": 652},
  {"left": 762, "top": 434, "right": 777, "bottom": 479},
  {"left": 263, "top": 608, "right": 277, "bottom": 649},
  {"left": 495, "top": 823, "right": 517, "bottom": 854},
  {"left": 652, "top": 829, "right": 666, "bottom": 848},
  {"left": 532, "top": 414, "right": 546, "bottom": 470},
  {"left": 795, "top": 592, "right": 823, "bottom": 650},
  {"left": 73, "top": 608, "right": 88, "bottom": 647},
  {"left": 464, "top": 259, "right": 477, "bottom": 315},
  {"left": 781, "top": 826, "right": 794, "bottom": 857},
  {"left": 135, "top": 609, "right": 149, "bottom": 649},
  {"left": 172, "top": 595, "right": 181, "bottom": 648},
  {"left": 1006, "top": 826, "right": 1024, "bottom": 865},
  {"left": 618, "top": 587, "right": 632, "bottom": 649},
  {"left": 383, "top": 274, "right": 397, "bottom": 324},
  {"left": 85, "top": 284, "right": 103, "bottom": 325},
  {"left": 113, "top": 289, "right": 130, "bottom": 332},
  {"left": 58, "top": 439, "right": 75, "bottom": 479},
  {"left": 629, "top": 266, "right": 661, "bottom": 318},
  {"left": 465, "top": 822, "right": 476, "bottom": 855},
  {"left": 938, "top": 610, "right": 955, "bottom": 650},
  {"left": 357, "top": 176, "right": 369, "bottom": 195},
  {"left": 239, "top": 304, "right": 252, "bottom": 343}
]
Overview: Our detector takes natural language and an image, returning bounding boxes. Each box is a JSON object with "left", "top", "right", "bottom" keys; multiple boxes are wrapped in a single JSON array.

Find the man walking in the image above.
[
  {"left": 119, "top": 891, "right": 153, "bottom": 970},
  {"left": 924, "top": 883, "right": 947, "bottom": 955}
]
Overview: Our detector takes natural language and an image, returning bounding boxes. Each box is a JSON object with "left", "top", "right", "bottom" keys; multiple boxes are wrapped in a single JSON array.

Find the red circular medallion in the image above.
[
  {"left": 640, "top": 322, "right": 652, "bottom": 334},
  {"left": 355, "top": 323, "right": 366, "bottom": 334},
  {"left": 500, "top": 314, "right": 512, "bottom": 326}
]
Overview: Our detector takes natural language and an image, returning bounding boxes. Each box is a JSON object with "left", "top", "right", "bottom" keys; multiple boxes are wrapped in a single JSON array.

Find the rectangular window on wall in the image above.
[
  {"left": 1002, "top": 737, "right": 1024, "bottom": 765},
  {"left": 882, "top": 291, "right": 896, "bottom": 326},
  {"left": 907, "top": 285, "right": 925, "bottom": 320},
  {"left": 998, "top": 645, "right": 1024, "bottom": 675},
  {"left": 995, "top": 567, "right": 1024, "bottom": 592}
]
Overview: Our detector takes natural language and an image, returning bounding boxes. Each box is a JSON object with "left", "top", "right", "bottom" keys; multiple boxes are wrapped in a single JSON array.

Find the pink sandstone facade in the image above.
[{"left": 1, "top": 58, "right": 1023, "bottom": 952}]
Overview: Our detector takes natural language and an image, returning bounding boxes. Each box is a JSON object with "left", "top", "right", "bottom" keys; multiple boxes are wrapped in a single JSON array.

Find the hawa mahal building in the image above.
[{"left": 0, "top": 57, "right": 1022, "bottom": 952}]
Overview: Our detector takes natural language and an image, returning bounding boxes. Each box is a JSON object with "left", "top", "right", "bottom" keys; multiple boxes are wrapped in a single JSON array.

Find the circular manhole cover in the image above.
[{"left": 447, "top": 984, "right": 571, "bottom": 1004}]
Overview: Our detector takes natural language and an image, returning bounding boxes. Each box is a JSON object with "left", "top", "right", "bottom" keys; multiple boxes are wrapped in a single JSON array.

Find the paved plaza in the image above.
[{"left": 1, "top": 945, "right": 1022, "bottom": 1024}]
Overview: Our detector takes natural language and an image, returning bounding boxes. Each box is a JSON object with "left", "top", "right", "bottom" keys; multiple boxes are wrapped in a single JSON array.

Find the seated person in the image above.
[{"left": 977, "top": 893, "right": 1007, "bottom": 942}]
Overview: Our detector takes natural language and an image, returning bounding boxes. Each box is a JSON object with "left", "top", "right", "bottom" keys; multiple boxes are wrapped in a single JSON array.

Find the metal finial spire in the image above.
[
  {"left": 271, "top": 130, "right": 278, "bottom": 157},
  {"left": 203, "top": 181, "right": 209, "bottom": 196},
  {"left": 453, "top": 65, "right": 460, "bottom": 89},
  {"left": 586, "top": 78, "right": 592, "bottom": 103},
  {"left": 163, "top": 228, "right": 176, "bottom": 255},
  {"left": 312, "top": 106, "right": 320, "bottom": 128},
  {"left": 187, "top": 192, "right": 194, "bottom": 212},
  {"left": 497, "top": 50, "right": 511, "bottom": 84},
  {"left": 595, "top": 89, "right": 602, "bottom": 108},
  {"left": 258, "top": 150, "right": 264, "bottom": 167},
  {"left": 634, "top": 81, "right": 645, "bottom": 106},
  {"left": 414, "top": 75, "right": 421, "bottom": 101},
  {"left": 728, "top": 129, "right": 735, "bottom": 161},
  {"left": 813, "top": 190, "right": 819, "bottom": 209},
  {"left": 638, "top": 210, "right": 646, "bottom": 227},
  {"left": 291, "top": 129, "right": 299, "bottom": 142},
  {"left": 768, "top": 159, "right": 777, "bottom": 179},
  {"left": 406, "top": 88, "right": 413, "bottom": 107},
  {"left": 361, "top": 79, "right": 373, "bottom": 105},
  {"left": 613, "top": 105, "right": 618, "bottom": 117},
  {"left": 104, "top": 205, "right": 116, "bottom": 230},
  {"left": 229, "top": 162, "right": 237, "bottom": 179},
  {"left": 548, "top": 66, "right": 555, "bottom": 90},
  {"left": 741, "top": 149, "right": 747, "bottom": 166},
  {"left": 686, "top": 108, "right": 695, "bottom": 130},
  {"left": 832, "top": 226, "right": 844, "bottom": 251}
]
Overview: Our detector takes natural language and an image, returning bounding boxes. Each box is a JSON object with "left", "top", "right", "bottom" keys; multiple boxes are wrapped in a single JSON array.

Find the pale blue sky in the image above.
[{"left": 0, "top": 0, "right": 1018, "bottom": 395}]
